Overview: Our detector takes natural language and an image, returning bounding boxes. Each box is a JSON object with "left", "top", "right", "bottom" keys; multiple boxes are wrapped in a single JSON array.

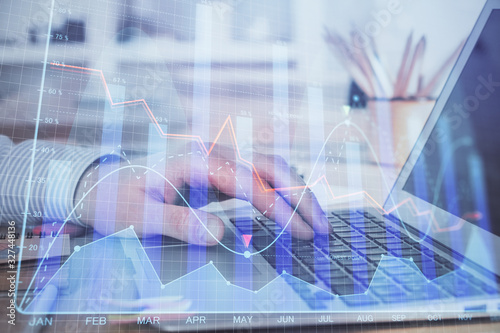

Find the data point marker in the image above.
[
  {"left": 343, "top": 105, "right": 351, "bottom": 116},
  {"left": 242, "top": 234, "right": 252, "bottom": 248}
]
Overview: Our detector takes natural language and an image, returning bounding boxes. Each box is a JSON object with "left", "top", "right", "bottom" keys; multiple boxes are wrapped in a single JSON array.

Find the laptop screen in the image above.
[{"left": 403, "top": 9, "right": 500, "bottom": 237}]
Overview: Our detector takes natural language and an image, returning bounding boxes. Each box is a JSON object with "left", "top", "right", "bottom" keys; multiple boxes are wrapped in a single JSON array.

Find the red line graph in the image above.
[{"left": 50, "top": 63, "right": 466, "bottom": 233}]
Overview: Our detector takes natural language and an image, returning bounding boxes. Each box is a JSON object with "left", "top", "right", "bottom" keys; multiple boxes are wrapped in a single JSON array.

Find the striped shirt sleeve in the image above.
[{"left": 0, "top": 136, "right": 118, "bottom": 227}]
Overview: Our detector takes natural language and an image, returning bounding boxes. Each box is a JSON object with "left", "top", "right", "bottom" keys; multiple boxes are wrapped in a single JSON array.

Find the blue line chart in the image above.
[{"left": 22, "top": 227, "right": 477, "bottom": 314}]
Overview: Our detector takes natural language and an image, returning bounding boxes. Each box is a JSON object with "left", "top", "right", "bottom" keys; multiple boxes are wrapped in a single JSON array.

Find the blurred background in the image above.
[{"left": 0, "top": 0, "right": 486, "bottom": 195}]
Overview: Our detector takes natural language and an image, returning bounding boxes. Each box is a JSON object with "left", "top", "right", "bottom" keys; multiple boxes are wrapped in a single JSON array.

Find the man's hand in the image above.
[{"left": 75, "top": 143, "right": 330, "bottom": 245}]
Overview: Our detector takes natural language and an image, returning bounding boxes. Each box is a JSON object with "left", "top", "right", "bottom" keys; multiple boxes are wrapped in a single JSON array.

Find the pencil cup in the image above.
[{"left": 366, "top": 99, "right": 435, "bottom": 167}]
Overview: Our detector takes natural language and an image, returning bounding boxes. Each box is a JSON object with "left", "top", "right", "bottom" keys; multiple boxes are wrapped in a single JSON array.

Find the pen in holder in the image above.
[
  {"left": 324, "top": 26, "right": 464, "bottom": 166},
  {"left": 325, "top": 27, "right": 465, "bottom": 102}
]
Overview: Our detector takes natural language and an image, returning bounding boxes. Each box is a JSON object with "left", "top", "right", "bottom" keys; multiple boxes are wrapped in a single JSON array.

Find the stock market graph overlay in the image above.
[{"left": 1, "top": 0, "right": 499, "bottom": 331}]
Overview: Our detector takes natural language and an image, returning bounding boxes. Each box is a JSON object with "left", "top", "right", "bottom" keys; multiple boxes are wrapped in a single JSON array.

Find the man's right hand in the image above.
[{"left": 75, "top": 143, "right": 331, "bottom": 245}]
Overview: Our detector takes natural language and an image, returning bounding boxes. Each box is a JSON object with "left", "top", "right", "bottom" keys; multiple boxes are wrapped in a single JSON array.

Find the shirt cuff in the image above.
[{"left": 0, "top": 140, "right": 121, "bottom": 228}]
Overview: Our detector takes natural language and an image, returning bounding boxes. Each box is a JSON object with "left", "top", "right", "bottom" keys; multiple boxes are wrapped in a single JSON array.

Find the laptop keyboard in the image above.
[{"left": 232, "top": 210, "right": 499, "bottom": 309}]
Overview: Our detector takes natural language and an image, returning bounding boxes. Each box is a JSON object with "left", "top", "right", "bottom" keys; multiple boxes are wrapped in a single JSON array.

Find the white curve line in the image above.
[
  {"left": 23, "top": 118, "right": 442, "bottom": 306},
  {"left": 256, "top": 121, "right": 348, "bottom": 253},
  {"left": 351, "top": 122, "right": 474, "bottom": 241},
  {"left": 23, "top": 121, "right": 349, "bottom": 304},
  {"left": 22, "top": 164, "right": 240, "bottom": 301},
  {"left": 350, "top": 122, "right": 430, "bottom": 243}
]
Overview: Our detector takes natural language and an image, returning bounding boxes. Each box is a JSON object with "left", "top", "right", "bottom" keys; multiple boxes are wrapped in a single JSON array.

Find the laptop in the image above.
[
  {"left": 19, "top": 1, "right": 500, "bottom": 330},
  {"left": 155, "top": 1, "right": 500, "bottom": 330}
]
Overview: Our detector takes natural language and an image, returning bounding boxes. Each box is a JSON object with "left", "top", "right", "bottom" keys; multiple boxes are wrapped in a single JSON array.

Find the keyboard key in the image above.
[
  {"left": 302, "top": 255, "right": 331, "bottom": 266},
  {"left": 330, "top": 251, "right": 357, "bottom": 258},
  {"left": 398, "top": 234, "right": 411, "bottom": 241},
  {"left": 328, "top": 216, "right": 346, "bottom": 225},
  {"left": 298, "top": 288, "right": 314, "bottom": 300},
  {"left": 407, "top": 284, "right": 443, "bottom": 300},
  {"left": 360, "top": 225, "right": 384, "bottom": 232},
  {"left": 379, "top": 262, "right": 413, "bottom": 275},
  {"left": 337, "top": 212, "right": 362, "bottom": 219},
  {"left": 375, "top": 236, "right": 401, "bottom": 245},
  {"left": 349, "top": 221, "right": 371, "bottom": 228},
  {"left": 341, "top": 259, "right": 370, "bottom": 271},
  {"left": 397, "top": 243, "right": 415, "bottom": 251},
  {"left": 371, "top": 285, "right": 407, "bottom": 303},
  {"left": 314, "top": 264, "right": 343, "bottom": 273},
  {"left": 313, "top": 235, "right": 332, "bottom": 247},
  {"left": 324, "top": 244, "right": 352, "bottom": 254},
  {"left": 292, "top": 248, "right": 316, "bottom": 258},
  {"left": 349, "top": 269, "right": 377, "bottom": 282},
  {"left": 341, "top": 294, "right": 379, "bottom": 306},
  {"left": 230, "top": 217, "right": 254, "bottom": 224},
  {"left": 340, "top": 235, "right": 366, "bottom": 244},
  {"left": 236, "top": 225, "right": 263, "bottom": 233},
  {"left": 317, "top": 269, "right": 347, "bottom": 282},
  {"left": 392, "top": 271, "right": 423, "bottom": 285},
  {"left": 289, "top": 279, "right": 310, "bottom": 292},
  {"left": 434, "top": 255, "right": 451, "bottom": 265},
  {"left": 454, "top": 269, "right": 473, "bottom": 279},
  {"left": 331, "top": 281, "right": 366, "bottom": 296},
  {"left": 324, "top": 271, "right": 353, "bottom": 283},
  {"left": 444, "top": 262, "right": 460, "bottom": 270},
  {"left": 331, "top": 225, "right": 353, "bottom": 233},
  {"left": 366, "top": 231, "right": 390, "bottom": 240},
  {"left": 252, "top": 236, "right": 277, "bottom": 250},
  {"left": 365, "top": 254, "right": 384, "bottom": 263},
  {"left": 372, "top": 219, "right": 387, "bottom": 226},
  {"left": 441, "top": 283, "right": 484, "bottom": 298},
  {"left": 334, "top": 231, "right": 360, "bottom": 238},
  {"left": 352, "top": 229, "right": 367, "bottom": 236},
  {"left": 262, "top": 221, "right": 279, "bottom": 229},
  {"left": 292, "top": 266, "right": 317, "bottom": 284},
  {"left": 358, "top": 247, "right": 387, "bottom": 256},
  {"left": 326, "top": 236, "right": 344, "bottom": 245},
  {"left": 385, "top": 226, "right": 402, "bottom": 236},
  {"left": 403, "top": 239, "right": 421, "bottom": 247},
  {"left": 349, "top": 241, "right": 378, "bottom": 250},
  {"left": 344, "top": 261, "right": 375, "bottom": 273},
  {"left": 266, "top": 225, "right": 287, "bottom": 233},
  {"left": 362, "top": 212, "right": 378, "bottom": 219},
  {"left": 430, "top": 265, "right": 452, "bottom": 276},
  {"left": 328, "top": 218, "right": 346, "bottom": 226},
  {"left": 291, "top": 241, "right": 315, "bottom": 252}
]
